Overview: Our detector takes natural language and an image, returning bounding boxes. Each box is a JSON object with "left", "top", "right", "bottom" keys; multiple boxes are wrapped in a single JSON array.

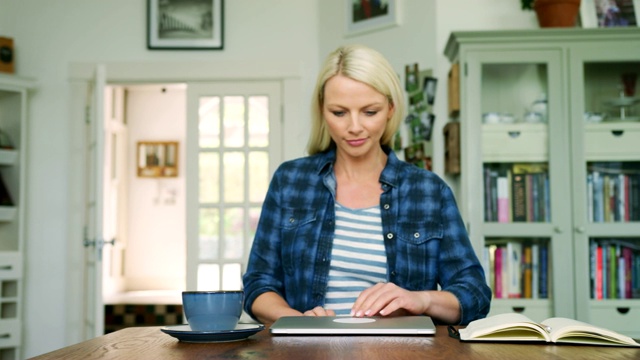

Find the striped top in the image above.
[{"left": 324, "top": 203, "right": 387, "bottom": 315}]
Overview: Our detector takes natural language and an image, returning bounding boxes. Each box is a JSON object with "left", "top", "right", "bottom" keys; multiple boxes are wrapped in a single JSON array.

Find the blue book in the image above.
[{"left": 539, "top": 244, "right": 548, "bottom": 299}]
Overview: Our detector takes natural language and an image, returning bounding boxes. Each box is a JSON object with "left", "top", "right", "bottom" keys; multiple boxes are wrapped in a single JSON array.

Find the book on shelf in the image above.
[
  {"left": 590, "top": 238, "right": 640, "bottom": 300},
  {"left": 457, "top": 313, "right": 640, "bottom": 347},
  {"left": 486, "top": 240, "right": 549, "bottom": 299},
  {"left": 587, "top": 164, "right": 640, "bottom": 222}
]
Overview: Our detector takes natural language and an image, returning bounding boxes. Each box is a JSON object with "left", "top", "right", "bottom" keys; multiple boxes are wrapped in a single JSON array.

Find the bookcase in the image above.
[
  {"left": 0, "top": 73, "right": 35, "bottom": 360},
  {"left": 444, "top": 28, "right": 640, "bottom": 338}
]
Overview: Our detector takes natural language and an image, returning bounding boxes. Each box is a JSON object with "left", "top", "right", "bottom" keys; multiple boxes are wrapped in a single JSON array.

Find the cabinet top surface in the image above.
[
  {"left": 444, "top": 27, "right": 640, "bottom": 60},
  {"left": 0, "top": 73, "right": 36, "bottom": 91}
]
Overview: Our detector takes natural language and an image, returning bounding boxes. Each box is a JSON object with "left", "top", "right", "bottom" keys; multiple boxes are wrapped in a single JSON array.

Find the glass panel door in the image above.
[{"left": 186, "top": 82, "right": 282, "bottom": 292}]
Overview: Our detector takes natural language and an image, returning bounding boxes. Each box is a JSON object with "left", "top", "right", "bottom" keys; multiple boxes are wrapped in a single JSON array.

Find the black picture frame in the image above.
[{"left": 147, "top": 0, "right": 224, "bottom": 50}]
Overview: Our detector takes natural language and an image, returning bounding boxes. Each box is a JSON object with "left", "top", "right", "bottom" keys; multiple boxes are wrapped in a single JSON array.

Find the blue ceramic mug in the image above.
[{"left": 182, "top": 291, "right": 244, "bottom": 331}]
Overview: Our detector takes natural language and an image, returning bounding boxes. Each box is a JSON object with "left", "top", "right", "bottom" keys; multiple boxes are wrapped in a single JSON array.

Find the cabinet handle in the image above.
[
  {"left": 616, "top": 307, "right": 630, "bottom": 314},
  {"left": 611, "top": 130, "right": 624, "bottom": 137},
  {"left": 0, "top": 333, "right": 10, "bottom": 339},
  {"left": 0, "top": 265, "right": 12, "bottom": 271},
  {"left": 507, "top": 131, "right": 521, "bottom": 138},
  {"left": 512, "top": 307, "right": 525, "bottom": 313},
  {"left": 574, "top": 226, "right": 585, "bottom": 233}
]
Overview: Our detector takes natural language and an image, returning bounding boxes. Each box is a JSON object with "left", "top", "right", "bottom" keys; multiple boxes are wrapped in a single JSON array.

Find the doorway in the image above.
[{"left": 98, "top": 81, "right": 283, "bottom": 334}]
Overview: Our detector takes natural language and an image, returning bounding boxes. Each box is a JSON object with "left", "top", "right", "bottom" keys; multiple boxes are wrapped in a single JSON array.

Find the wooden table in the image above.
[{"left": 30, "top": 325, "right": 640, "bottom": 360}]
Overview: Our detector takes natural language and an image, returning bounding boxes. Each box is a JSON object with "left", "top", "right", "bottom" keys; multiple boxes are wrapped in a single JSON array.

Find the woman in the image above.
[{"left": 242, "top": 44, "right": 491, "bottom": 325}]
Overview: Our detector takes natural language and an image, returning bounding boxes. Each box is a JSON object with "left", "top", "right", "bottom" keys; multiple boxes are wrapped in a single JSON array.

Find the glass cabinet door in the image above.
[
  {"left": 570, "top": 42, "right": 640, "bottom": 339},
  {"left": 462, "top": 49, "right": 573, "bottom": 321}
]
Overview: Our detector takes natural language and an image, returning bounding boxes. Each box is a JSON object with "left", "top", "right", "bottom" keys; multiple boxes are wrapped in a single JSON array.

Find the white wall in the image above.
[
  {"left": 0, "top": 0, "right": 541, "bottom": 357},
  {"left": 125, "top": 85, "right": 187, "bottom": 291}
]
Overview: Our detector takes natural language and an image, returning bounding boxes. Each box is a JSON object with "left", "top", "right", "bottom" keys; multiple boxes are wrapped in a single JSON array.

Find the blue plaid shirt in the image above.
[{"left": 242, "top": 147, "right": 491, "bottom": 325}]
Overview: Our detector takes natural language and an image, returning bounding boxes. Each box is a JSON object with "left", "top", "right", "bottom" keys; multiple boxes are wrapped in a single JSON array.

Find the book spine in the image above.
[
  {"left": 593, "top": 171, "right": 603, "bottom": 223},
  {"left": 497, "top": 176, "right": 509, "bottom": 223},
  {"left": 526, "top": 174, "right": 534, "bottom": 222},
  {"left": 531, "top": 243, "right": 539, "bottom": 299},
  {"left": 624, "top": 246, "right": 632, "bottom": 299},
  {"left": 596, "top": 244, "right": 603, "bottom": 300},
  {"left": 523, "top": 245, "right": 532, "bottom": 298},
  {"left": 512, "top": 174, "right": 526, "bottom": 222},
  {"left": 624, "top": 174, "right": 630, "bottom": 222},
  {"left": 539, "top": 244, "right": 548, "bottom": 299},
  {"left": 507, "top": 241, "right": 523, "bottom": 298},
  {"left": 587, "top": 173, "right": 594, "bottom": 222},
  {"left": 609, "top": 245, "right": 616, "bottom": 299},
  {"left": 495, "top": 246, "right": 503, "bottom": 299}
]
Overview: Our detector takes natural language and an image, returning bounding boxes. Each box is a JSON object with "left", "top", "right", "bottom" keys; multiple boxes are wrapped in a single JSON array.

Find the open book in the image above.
[{"left": 459, "top": 313, "right": 640, "bottom": 347}]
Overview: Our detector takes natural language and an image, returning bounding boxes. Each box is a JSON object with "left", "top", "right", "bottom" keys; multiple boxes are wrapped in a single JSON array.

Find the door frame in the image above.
[{"left": 65, "top": 61, "right": 303, "bottom": 344}]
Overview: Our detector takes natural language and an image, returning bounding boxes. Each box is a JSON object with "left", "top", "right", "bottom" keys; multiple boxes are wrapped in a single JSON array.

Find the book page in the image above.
[
  {"left": 460, "top": 313, "right": 550, "bottom": 342},
  {"left": 542, "top": 317, "right": 640, "bottom": 346}
]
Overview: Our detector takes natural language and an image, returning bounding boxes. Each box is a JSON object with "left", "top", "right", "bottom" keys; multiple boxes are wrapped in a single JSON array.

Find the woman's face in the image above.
[{"left": 322, "top": 74, "right": 394, "bottom": 160}]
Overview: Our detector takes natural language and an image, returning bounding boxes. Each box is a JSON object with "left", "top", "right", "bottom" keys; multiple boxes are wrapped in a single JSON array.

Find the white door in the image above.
[
  {"left": 81, "top": 65, "right": 120, "bottom": 338},
  {"left": 186, "top": 82, "right": 282, "bottom": 292}
]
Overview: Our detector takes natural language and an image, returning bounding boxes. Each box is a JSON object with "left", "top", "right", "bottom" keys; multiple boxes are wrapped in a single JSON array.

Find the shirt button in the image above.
[
  {"left": 383, "top": 204, "right": 390, "bottom": 210},
  {"left": 386, "top": 233, "right": 394, "bottom": 239},
  {"left": 289, "top": 217, "right": 295, "bottom": 223},
  {"left": 414, "top": 232, "right": 420, "bottom": 238}
]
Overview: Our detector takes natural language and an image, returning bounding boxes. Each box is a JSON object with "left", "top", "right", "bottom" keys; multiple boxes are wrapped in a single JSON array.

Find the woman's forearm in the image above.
[{"left": 251, "top": 291, "right": 303, "bottom": 323}]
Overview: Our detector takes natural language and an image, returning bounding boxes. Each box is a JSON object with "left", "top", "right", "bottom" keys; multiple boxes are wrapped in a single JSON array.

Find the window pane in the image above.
[
  {"left": 248, "top": 96, "right": 269, "bottom": 147},
  {"left": 199, "top": 208, "right": 219, "bottom": 260},
  {"left": 222, "top": 263, "right": 242, "bottom": 290},
  {"left": 199, "top": 97, "right": 220, "bottom": 148},
  {"left": 199, "top": 152, "right": 219, "bottom": 203},
  {"left": 223, "top": 152, "right": 244, "bottom": 203},
  {"left": 249, "top": 151, "right": 269, "bottom": 203},
  {"left": 223, "top": 96, "right": 245, "bottom": 147},
  {"left": 223, "top": 207, "right": 244, "bottom": 259},
  {"left": 197, "top": 264, "right": 219, "bottom": 291}
]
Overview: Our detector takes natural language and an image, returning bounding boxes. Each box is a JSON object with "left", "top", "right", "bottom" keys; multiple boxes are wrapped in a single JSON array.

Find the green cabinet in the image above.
[{"left": 445, "top": 28, "right": 640, "bottom": 338}]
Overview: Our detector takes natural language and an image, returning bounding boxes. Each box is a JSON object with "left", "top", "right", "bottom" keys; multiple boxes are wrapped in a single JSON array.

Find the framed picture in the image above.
[
  {"left": 137, "top": 141, "right": 179, "bottom": 177},
  {"left": 345, "top": 0, "right": 399, "bottom": 37},
  {"left": 580, "top": 0, "right": 639, "bottom": 28},
  {"left": 147, "top": 0, "right": 224, "bottom": 50}
]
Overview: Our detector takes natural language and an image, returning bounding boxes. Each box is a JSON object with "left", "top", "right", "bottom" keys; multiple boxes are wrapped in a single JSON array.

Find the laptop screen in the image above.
[{"left": 269, "top": 316, "right": 436, "bottom": 335}]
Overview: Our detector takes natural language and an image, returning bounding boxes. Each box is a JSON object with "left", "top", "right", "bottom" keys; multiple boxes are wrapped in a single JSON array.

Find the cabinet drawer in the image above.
[
  {"left": 585, "top": 123, "right": 640, "bottom": 160},
  {"left": 488, "top": 300, "right": 552, "bottom": 323},
  {"left": 589, "top": 303, "right": 640, "bottom": 338},
  {"left": 0, "top": 319, "right": 21, "bottom": 347},
  {"left": 0, "top": 254, "right": 21, "bottom": 280},
  {"left": 482, "top": 123, "right": 548, "bottom": 162}
]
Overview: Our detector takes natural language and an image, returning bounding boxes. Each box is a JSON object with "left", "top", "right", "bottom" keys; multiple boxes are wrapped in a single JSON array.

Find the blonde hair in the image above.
[{"left": 306, "top": 44, "right": 405, "bottom": 155}]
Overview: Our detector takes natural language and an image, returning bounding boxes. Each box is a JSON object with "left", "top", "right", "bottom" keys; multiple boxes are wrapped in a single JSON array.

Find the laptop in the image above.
[{"left": 270, "top": 316, "right": 436, "bottom": 335}]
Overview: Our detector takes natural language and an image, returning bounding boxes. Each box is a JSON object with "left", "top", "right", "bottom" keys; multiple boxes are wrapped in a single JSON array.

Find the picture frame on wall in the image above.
[
  {"left": 345, "top": 0, "right": 399, "bottom": 37},
  {"left": 580, "top": 0, "right": 639, "bottom": 28},
  {"left": 137, "top": 141, "right": 179, "bottom": 177},
  {"left": 147, "top": 0, "right": 224, "bottom": 50}
]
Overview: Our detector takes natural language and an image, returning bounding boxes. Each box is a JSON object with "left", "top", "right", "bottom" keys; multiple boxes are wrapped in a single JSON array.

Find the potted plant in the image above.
[{"left": 522, "top": 0, "right": 582, "bottom": 27}]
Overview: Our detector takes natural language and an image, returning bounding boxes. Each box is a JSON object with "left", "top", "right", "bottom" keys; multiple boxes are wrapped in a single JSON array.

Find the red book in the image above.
[
  {"left": 495, "top": 246, "right": 503, "bottom": 299},
  {"left": 595, "top": 245, "right": 603, "bottom": 300},
  {"left": 623, "top": 246, "right": 632, "bottom": 299}
]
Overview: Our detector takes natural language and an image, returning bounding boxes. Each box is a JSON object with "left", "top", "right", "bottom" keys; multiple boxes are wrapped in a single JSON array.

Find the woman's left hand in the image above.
[{"left": 350, "top": 282, "right": 428, "bottom": 317}]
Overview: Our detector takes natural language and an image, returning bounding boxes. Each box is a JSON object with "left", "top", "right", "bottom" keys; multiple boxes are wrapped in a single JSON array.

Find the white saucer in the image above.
[{"left": 161, "top": 323, "right": 264, "bottom": 343}]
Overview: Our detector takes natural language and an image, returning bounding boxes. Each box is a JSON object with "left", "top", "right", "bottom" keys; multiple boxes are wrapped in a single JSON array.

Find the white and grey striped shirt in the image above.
[{"left": 324, "top": 203, "right": 387, "bottom": 315}]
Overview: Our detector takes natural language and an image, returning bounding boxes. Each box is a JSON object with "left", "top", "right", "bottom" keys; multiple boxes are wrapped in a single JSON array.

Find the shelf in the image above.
[{"left": 0, "top": 150, "right": 18, "bottom": 166}]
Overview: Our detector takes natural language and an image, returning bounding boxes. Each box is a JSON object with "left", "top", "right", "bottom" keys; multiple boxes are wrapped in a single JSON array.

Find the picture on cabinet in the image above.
[
  {"left": 137, "top": 141, "right": 179, "bottom": 178},
  {"left": 147, "top": 0, "right": 224, "bottom": 50},
  {"left": 345, "top": 0, "right": 399, "bottom": 36},
  {"left": 581, "top": 0, "right": 639, "bottom": 27}
]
